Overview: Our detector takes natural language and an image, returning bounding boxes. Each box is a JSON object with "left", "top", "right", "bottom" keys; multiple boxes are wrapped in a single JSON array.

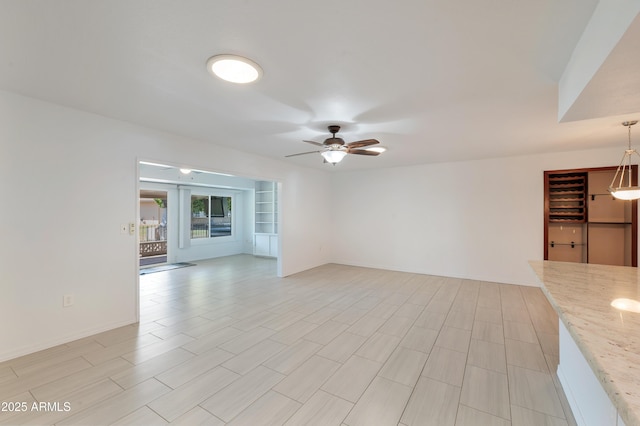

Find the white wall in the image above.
[
  {"left": 1, "top": 87, "right": 634, "bottom": 362},
  {"left": 330, "top": 147, "right": 636, "bottom": 286},
  {"left": 0, "top": 90, "right": 331, "bottom": 362},
  {"left": 279, "top": 170, "right": 334, "bottom": 273},
  {"left": 558, "top": 0, "right": 640, "bottom": 121}
]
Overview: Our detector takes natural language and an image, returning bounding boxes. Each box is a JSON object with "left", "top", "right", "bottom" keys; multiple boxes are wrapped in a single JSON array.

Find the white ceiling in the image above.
[{"left": 2, "top": 0, "right": 640, "bottom": 171}]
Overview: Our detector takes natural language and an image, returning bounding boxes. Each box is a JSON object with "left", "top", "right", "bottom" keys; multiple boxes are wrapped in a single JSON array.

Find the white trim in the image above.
[
  {"left": 135, "top": 159, "right": 140, "bottom": 323},
  {"left": 0, "top": 318, "right": 137, "bottom": 363}
]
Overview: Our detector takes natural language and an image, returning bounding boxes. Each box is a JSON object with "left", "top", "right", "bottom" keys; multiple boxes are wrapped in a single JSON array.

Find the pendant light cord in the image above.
[{"left": 623, "top": 120, "right": 638, "bottom": 151}]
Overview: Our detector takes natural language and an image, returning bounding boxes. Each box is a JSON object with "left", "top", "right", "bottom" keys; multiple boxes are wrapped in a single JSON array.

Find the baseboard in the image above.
[
  {"left": 0, "top": 318, "right": 137, "bottom": 363},
  {"left": 328, "top": 259, "right": 540, "bottom": 287}
]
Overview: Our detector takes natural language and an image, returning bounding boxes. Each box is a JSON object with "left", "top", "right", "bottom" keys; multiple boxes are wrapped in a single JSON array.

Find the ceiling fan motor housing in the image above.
[
  {"left": 324, "top": 137, "right": 345, "bottom": 146},
  {"left": 325, "top": 125, "right": 344, "bottom": 146}
]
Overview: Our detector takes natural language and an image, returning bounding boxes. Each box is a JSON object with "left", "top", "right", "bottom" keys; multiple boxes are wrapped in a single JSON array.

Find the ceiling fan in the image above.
[{"left": 286, "top": 125, "right": 382, "bottom": 164}]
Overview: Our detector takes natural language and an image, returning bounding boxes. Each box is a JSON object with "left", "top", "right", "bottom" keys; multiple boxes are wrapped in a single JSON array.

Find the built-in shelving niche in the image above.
[
  {"left": 544, "top": 167, "right": 637, "bottom": 267},
  {"left": 254, "top": 180, "right": 278, "bottom": 257},
  {"left": 548, "top": 172, "right": 587, "bottom": 223}
]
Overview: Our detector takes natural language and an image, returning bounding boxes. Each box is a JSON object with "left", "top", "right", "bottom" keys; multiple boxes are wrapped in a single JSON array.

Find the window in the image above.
[{"left": 191, "top": 195, "right": 232, "bottom": 239}]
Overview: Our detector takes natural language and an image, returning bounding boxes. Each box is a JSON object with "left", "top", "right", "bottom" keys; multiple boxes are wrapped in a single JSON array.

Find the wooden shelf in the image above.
[
  {"left": 547, "top": 171, "right": 587, "bottom": 223},
  {"left": 551, "top": 198, "right": 584, "bottom": 202},
  {"left": 588, "top": 221, "right": 632, "bottom": 225},
  {"left": 549, "top": 183, "right": 585, "bottom": 189},
  {"left": 549, "top": 190, "right": 585, "bottom": 195},
  {"left": 548, "top": 175, "right": 586, "bottom": 182}
]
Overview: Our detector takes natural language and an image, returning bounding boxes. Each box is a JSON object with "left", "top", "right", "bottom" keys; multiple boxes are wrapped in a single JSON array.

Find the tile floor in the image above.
[{"left": 0, "top": 255, "right": 576, "bottom": 425}]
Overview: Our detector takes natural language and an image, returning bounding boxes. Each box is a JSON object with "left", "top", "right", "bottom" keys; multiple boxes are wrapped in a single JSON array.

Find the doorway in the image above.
[
  {"left": 137, "top": 161, "right": 282, "bottom": 277},
  {"left": 544, "top": 166, "right": 637, "bottom": 266},
  {"left": 139, "top": 189, "right": 168, "bottom": 267}
]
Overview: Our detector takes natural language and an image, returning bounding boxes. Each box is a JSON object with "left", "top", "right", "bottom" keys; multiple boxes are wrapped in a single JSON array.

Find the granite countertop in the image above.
[{"left": 530, "top": 261, "right": 640, "bottom": 426}]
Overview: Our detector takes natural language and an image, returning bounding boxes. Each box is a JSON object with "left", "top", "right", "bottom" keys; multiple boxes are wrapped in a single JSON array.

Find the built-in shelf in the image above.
[
  {"left": 254, "top": 181, "right": 277, "bottom": 235},
  {"left": 254, "top": 181, "right": 278, "bottom": 257},
  {"left": 547, "top": 172, "right": 587, "bottom": 223},
  {"left": 589, "top": 221, "right": 632, "bottom": 224},
  {"left": 544, "top": 167, "right": 637, "bottom": 267}
]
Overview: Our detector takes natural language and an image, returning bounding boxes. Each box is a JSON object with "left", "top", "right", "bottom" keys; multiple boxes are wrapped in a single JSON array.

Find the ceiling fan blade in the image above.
[
  {"left": 303, "top": 140, "right": 324, "bottom": 147},
  {"left": 348, "top": 148, "right": 380, "bottom": 156},
  {"left": 345, "top": 139, "right": 379, "bottom": 148},
  {"left": 285, "top": 150, "right": 321, "bottom": 158}
]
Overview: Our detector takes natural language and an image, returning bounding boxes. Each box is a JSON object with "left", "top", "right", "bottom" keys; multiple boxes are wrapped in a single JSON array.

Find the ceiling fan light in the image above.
[
  {"left": 321, "top": 150, "right": 347, "bottom": 164},
  {"left": 206, "top": 54, "right": 262, "bottom": 84}
]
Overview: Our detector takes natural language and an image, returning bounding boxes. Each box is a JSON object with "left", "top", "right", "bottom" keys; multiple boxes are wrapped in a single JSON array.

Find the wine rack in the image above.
[{"left": 547, "top": 172, "right": 587, "bottom": 223}]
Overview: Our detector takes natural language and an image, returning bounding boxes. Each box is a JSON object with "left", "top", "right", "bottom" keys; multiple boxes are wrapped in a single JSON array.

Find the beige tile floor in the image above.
[{"left": 0, "top": 255, "right": 577, "bottom": 425}]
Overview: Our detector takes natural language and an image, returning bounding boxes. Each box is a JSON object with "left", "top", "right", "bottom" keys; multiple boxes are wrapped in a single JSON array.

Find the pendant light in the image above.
[{"left": 609, "top": 120, "right": 640, "bottom": 200}]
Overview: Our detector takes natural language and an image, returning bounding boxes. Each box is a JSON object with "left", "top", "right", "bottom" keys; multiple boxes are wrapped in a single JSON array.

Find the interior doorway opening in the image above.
[
  {"left": 544, "top": 166, "right": 637, "bottom": 266},
  {"left": 138, "top": 161, "right": 281, "bottom": 274},
  {"left": 139, "top": 189, "right": 168, "bottom": 267}
]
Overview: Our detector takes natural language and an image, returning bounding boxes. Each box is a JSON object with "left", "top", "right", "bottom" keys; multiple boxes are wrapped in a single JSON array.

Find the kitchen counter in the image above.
[{"left": 530, "top": 261, "right": 640, "bottom": 426}]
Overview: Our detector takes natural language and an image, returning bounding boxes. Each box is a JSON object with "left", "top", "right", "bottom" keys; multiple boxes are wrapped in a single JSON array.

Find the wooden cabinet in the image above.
[{"left": 544, "top": 167, "right": 637, "bottom": 266}]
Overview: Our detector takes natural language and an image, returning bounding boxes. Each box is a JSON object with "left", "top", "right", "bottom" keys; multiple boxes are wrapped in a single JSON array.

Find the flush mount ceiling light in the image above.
[
  {"left": 206, "top": 54, "right": 262, "bottom": 84},
  {"left": 180, "top": 168, "right": 192, "bottom": 175},
  {"left": 609, "top": 120, "right": 640, "bottom": 200}
]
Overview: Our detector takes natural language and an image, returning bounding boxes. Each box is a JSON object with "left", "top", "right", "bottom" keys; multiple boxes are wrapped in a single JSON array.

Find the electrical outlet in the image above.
[
  {"left": 129, "top": 222, "right": 135, "bottom": 235},
  {"left": 63, "top": 294, "right": 74, "bottom": 307}
]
